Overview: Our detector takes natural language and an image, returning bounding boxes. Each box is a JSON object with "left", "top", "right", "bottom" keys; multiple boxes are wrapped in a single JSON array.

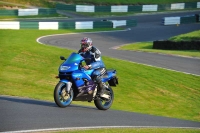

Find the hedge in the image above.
[{"left": 153, "top": 40, "right": 200, "bottom": 50}]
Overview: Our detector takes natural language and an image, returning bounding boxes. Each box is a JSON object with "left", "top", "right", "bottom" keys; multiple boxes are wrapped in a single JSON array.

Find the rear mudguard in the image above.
[{"left": 102, "top": 69, "right": 118, "bottom": 86}]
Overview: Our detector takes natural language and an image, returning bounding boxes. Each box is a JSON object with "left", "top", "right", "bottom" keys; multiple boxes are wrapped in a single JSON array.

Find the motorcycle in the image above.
[{"left": 54, "top": 52, "right": 118, "bottom": 110}]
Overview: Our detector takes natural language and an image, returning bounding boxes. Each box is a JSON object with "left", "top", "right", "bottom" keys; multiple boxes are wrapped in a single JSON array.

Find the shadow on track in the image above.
[{"left": 0, "top": 95, "right": 97, "bottom": 110}]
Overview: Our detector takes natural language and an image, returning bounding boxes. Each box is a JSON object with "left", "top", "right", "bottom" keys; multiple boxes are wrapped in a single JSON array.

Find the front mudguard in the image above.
[{"left": 59, "top": 79, "right": 69, "bottom": 84}]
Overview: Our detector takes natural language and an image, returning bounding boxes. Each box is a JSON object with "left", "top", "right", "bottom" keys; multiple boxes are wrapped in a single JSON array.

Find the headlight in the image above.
[{"left": 60, "top": 66, "right": 70, "bottom": 71}]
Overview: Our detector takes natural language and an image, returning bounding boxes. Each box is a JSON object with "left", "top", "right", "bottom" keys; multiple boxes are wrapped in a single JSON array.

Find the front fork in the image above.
[
  {"left": 59, "top": 81, "right": 72, "bottom": 101},
  {"left": 65, "top": 82, "right": 72, "bottom": 93},
  {"left": 59, "top": 80, "right": 72, "bottom": 93}
]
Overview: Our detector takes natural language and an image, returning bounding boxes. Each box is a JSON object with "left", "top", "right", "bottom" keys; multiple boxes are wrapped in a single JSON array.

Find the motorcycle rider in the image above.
[{"left": 78, "top": 37, "right": 106, "bottom": 96}]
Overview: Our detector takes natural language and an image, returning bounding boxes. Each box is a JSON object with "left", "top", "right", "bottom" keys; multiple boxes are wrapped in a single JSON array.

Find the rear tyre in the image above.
[
  {"left": 54, "top": 82, "right": 73, "bottom": 108},
  {"left": 94, "top": 86, "right": 114, "bottom": 110}
]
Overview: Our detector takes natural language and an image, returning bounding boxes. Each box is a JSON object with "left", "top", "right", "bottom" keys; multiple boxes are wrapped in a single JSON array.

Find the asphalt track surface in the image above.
[
  {"left": 38, "top": 11, "right": 200, "bottom": 76},
  {"left": 1, "top": 11, "right": 200, "bottom": 132},
  {"left": 0, "top": 96, "right": 200, "bottom": 132}
]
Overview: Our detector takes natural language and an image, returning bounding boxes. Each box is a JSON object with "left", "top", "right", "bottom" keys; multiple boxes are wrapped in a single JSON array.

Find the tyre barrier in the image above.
[
  {"left": 197, "top": 14, "right": 200, "bottom": 22},
  {"left": 153, "top": 40, "right": 200, "bottom": 50},
  {"left": 0, "top": 2, "right": 200, "bottom": 16},
  {"left": 0, "top": 8, "right": 57, "bottom": 16},
  {"left": 162, "top": 14, "right": 200, "bottom": 25},
  {"left": 0, "top": 19, "right": 137, "bottom": 30},
  {"left": 56, "top": 2, "right": 200, "bottom": 12}
]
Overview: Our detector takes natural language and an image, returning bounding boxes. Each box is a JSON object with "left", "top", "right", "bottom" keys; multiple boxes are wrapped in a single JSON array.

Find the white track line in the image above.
[
  {"left": 110, "top": 43, "right": 200, "bottom": 77},
  {"left": 3, "top": 126, "right": 200, "bottom": 133},
  {"left": 111, "top": 43, "right": 200, "bottom": 59},
  {"left": 115, "top": 57, "right": 200, "bottom": 77},
  {"left": 36, "top": 29, "right": 128, "bottom": 45}
]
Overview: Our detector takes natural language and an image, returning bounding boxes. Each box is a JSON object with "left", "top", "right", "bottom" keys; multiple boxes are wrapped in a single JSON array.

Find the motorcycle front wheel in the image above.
[
  {"left": 94, "top": 86, "right": 114, "bottom": 110},
  {"left": 54, "top": 82, "right": 73, "bottom": 108}
]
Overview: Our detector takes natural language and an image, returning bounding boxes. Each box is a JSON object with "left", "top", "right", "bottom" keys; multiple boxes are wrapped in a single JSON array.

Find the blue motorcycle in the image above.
[{"left": 54, "top": 52, "right": 118, "bottom": 110}]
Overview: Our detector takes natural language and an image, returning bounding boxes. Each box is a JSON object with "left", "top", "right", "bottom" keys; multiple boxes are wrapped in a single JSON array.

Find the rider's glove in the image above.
[{"left": 83, "top": 65, "right": 91, "bottom": 70}]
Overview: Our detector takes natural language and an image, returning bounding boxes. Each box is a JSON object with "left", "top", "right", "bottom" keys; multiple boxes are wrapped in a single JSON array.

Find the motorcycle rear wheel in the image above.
[
  {"left": 54, "top": 82, "right": 73, "bottom": 108},
  {"left": 94, "top": 86, "right": 114, "bottom": 110}
]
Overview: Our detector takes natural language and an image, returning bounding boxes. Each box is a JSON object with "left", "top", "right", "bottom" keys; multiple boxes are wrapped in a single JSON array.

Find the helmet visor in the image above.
[{"left": 81, "top": 43, "right": 89, "bottom": 48}]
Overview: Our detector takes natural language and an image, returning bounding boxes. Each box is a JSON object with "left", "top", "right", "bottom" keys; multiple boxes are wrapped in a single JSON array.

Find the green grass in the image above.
[
  {"left": 55, "top": 128, "right": 200, "bottom": 133},
  {"left": 62, "top": 0, "right": 199, "bottom": 5},
  {"left": 170, "top": 30, "right": 200, "bottom": 42},
  {"left": 0, "top": 29, "right": 200, "bottom": 123},
  {"left": 0, "top": 0, "right": 55, "bottom": 8},
  {"left": 119, "top": 30, "right": 200, "bottom": 58},
  {"left": 1, "top": 0, "right": 199, "bottom": 7},
  {"left": 0, "top": 1, "right": 26, "bottom": 8},
  {"left": 0, "top": 14, "right": 66, "bottom": 20}
]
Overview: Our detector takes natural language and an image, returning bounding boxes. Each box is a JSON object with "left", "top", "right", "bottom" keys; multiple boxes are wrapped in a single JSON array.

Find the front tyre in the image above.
[
  {"left": 94, "top": 86, "right": 114, "bottom": 110},
  {"left": 54, "top": 82, "right": 73, "bottom": 108}
]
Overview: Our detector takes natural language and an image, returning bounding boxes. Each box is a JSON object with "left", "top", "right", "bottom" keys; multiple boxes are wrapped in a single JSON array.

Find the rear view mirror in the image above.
[{"left": 60, "top": 56, "right": 66, "bottom": 60}]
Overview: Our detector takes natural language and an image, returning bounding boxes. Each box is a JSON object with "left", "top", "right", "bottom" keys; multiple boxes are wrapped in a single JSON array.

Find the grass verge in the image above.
[
  {"left": 61, "top": 0, "right": 200, "bottom": 5},
  {"left": 1, "top": 0, "right": 199, "bottom": 8},
  {"left": 0, "top": 1, "right": 26, "bottom": 9},
  {"left": 0, "top": 0, "right": 55, "bottom": 8},
  {"left": 119, "top": 30, "right": 200, "bottom": 58},
  {"left": 0, "top": 14, "right": 66, "bottom": 20},
  {"left": 0, "top": 29, "right": 200, "bottom": 122},
  {"left": 1, "top": 0, "right": 200, "bottom": 6},
  {"left": 52, "top": 128, "right": 200, "bottom": 133}
]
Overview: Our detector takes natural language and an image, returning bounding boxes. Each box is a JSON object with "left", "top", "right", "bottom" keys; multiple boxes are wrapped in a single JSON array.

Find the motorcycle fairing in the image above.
[
  {"left": 72, "top": 70, "right": 92, "bottom": 87},
  {"left": 84, "top": 69, "right": 94, "bottom": 76}
]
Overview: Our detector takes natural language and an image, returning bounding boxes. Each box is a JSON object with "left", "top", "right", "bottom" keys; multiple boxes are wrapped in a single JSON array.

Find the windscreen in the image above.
[{"left": 64, "top": 52, "right": 84, "bottom": 64}]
